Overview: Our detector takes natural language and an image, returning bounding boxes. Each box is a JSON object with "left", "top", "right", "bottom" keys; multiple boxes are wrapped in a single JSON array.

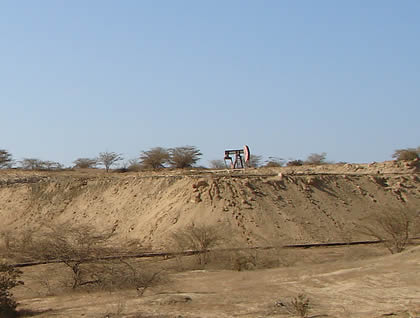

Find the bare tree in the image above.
[
  {"left": 0, "top": 150, "right": 13, "bottom": 169},
  {"left": 139, "top": 147, "right": 170, "bottom": 170},
  {"left": 16, "top": 223, "right": 116, "bottom": 289},
  {"left": 359, "top": 209, "right": 416, "bottom": 254},
  {"left": 73, "top": 158, "right": 98, "bottom": 169},
  {"left": 169, "top": 146, "right": 202, "bottom": 169},
  {"left": 172, "top": 224, "right": 222, "bottom": 265},
  {"left": 97, "top": 152, "right": 123, "bottom": 172}
]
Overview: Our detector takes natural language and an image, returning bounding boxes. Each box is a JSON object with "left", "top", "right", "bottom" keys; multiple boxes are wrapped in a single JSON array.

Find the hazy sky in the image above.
[{"left": 1, "top": 1, "right": 419, "bottom": 167}]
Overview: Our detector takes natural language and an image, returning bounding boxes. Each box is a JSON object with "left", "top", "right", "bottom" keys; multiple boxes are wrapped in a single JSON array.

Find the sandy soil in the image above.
[
  {"left": 0, "top": 159, "right": 419, "bottom": 317},
  {"left": 13, "top": 245, "right": 420, "bottom": 318}
]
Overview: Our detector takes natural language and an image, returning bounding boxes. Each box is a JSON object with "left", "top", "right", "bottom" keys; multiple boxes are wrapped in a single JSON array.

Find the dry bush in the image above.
[
  {"left": 264, "top": 157, "right": 285, "bottom": 167},
  {"left": 11, "top": 223, "right": 118, "bottom": 289},
  {"left": 275, "top": 293, "right": 311, "bottom": 318},
  {"left": 0, "top": 262, "right": 23, "bottom": 318},
  {"left": 208, "top": 159, "right": 226, "bottom": 169},
  {"left": 101, "top": 259, "right": 167, "bottom": 296},
  {"left": 6, "top": 223, "right": 168, "bottom": 296},
  {"left": 359, "top": 209, "right": 416, "bottom": 254},
  {"left": 172, "top": 224, "right": 222, "bottom": 266},
  {"left": 231, "top": 252, "right": 256, "bottom": 271},
  {"left": 287, "top": 159, "right": 303, "bottom": 166}
]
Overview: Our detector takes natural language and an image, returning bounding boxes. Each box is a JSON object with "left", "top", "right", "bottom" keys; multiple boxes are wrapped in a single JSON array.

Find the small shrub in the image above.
[
  {"left": 231, "top": 253, "right": 256, "bottom": 271},
  {"left": 276, "top": 293, "right": 311, "bottom": 318},
  {"left": 208, "top": 159, "right": 226, "bottom": 169},
  {"left": 287, "top": 160, "right": 303, "bottom": 166}
]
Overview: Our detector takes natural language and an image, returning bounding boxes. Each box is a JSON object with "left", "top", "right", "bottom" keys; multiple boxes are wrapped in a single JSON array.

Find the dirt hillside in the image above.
[{"left": 0, "top": 160, "right": 419, "bottom": 249}]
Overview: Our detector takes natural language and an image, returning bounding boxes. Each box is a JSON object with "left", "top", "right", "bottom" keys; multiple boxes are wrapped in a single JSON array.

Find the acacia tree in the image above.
[
  {"left": 19, "top": 158, "right": 62, "bottom": 170},
  {"left": 139, "top": 147, "right": 170, "bottom": 170},
  {"left": 0, "top": 150, "right": 12, "bottom": 169},
  {"left": 168, "top": 146, "right": 202, "bottom": 169},
  {"left": 97, "top": 152, "right": 123, "bottom": 172},
  {"left": 304, "top": 152, "right": 328, "bottom": 165},
  {"left": 73, "top": 158, "right": 98, "bottom": 169},
  {"left": 392, "top": 147, "right": 420, "bottom": 161}
]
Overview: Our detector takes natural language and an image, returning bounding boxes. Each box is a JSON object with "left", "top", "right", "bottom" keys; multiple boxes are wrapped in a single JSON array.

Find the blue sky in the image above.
[{"left": 1, "top": 1, "right": 419, "bottom": 167}]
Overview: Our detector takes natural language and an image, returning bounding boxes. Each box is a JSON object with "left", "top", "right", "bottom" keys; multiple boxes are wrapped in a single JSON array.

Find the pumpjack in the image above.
[{"left": 224, "top": 145, "right": 250, "bottom": 169}]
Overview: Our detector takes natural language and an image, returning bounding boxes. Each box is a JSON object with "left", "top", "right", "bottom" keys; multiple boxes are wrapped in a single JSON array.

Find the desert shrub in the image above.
[
  {"left": 172, "top": 224, "right": 222, "bottom": 265},
  {"left": 275, "top": 294, "right": 311, "bottom": 318},
  {"left": 139, "top": 147, "right": 170, "bottom": 170},
  {"left": 392, "top": 147, "right": 420, "bottom": 161},
  {"left": 287, "top": 159, "right": 303, "bottom": 166},
  {"left": 0, "top": 262, "right": 23, "bottom": 318},
  {"left": 208, "top": 159, "right": 226, "bottom": 169},
  {"left": 264, "top": 157, "right": 285, "bottom": 168},
  {"left": 168, "top": 146, "right": 202, "bottom": 169},
  {"left": 304, "top": 152, "right": 328, "bottom": 165},
  {"left": 231, "top": 252, "right": 256, "bottom": 271},
  {"left": 359, "top": 209, "right": 416, "bottom": 254},
  {"left": 103, "top": 260, "right": 167, "bottom": 296}
]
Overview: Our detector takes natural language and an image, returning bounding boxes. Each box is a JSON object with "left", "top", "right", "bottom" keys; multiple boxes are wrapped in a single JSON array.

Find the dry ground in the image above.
[
  {"left": 1, "top": 160, "right": 419, "bottom": 317},
  {"left": 13, "top": 245, "right": 420, "bottom": 318}
]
